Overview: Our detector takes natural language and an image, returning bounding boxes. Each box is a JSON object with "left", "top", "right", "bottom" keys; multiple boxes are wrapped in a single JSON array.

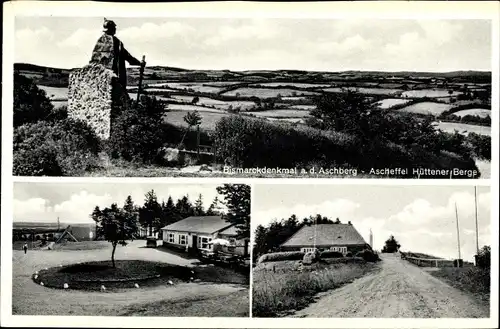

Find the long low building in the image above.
[
  {"left": 280, "top": 222, "right": 370, "bottom": 255},
  {"left": 161, "top": 216, "right": 249, "bottom": 257}
]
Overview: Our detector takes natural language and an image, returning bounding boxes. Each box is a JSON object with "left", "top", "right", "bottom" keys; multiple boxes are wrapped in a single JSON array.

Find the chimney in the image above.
[{"left": 348, "top": 221, "right": 352, "bottom": 225}]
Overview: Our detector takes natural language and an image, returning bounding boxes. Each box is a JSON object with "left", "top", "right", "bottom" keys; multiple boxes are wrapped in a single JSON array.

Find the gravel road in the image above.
[{"left": 294, "top": 253, "right": 489, "bottom": 318}]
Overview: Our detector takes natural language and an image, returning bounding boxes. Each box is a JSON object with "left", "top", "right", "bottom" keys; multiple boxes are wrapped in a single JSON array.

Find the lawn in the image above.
[
  {"left": 164, "top": 109, "right": 231, "bottom": 130},
  {"left": 222, "top": 87, "right": 319, "bottom": 98},
  {"left": 453, "top": 109, "right": 491, "bottom": 118},
  {"left": 398, "top": 102, "right": 453, "bottom": 116},
  {"left": 252, "top": 260, "right": 378, "bottom": 317},
  {"left": 154, "top": 82, "right": 225, "bottom": 94},
  {"left": 12, "top": 240, "right": 248, "bottom": 316},
  {"left": 167, "top": 104, "right": 226, "bottom": 113}
]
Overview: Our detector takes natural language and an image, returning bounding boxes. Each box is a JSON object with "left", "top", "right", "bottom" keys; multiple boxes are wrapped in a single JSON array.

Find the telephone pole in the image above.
[
  {"left": 474, "top": 186, "right": 479, "bottom": 255},
  {"left": 57, "top": 216, "right": 60, "bottom": 231},
  {"left": 455, "top": 203, "right": 462, "bottom": 260}
]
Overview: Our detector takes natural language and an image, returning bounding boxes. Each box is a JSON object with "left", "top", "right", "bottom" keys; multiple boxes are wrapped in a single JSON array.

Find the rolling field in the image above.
[
  {"left": 453, "top": 109, "right": 491, "bottom": 118},
  {"left": 222, "top": 87, "right": 319, "bottom": 98},
  {"left": 164, "top": 110, "right": 231, "bottom": 130},
  {"left": 375, "top": 98, "right": 411, "bottom": 109},
  {"left": 148, "top": 82, "right": 225, "bottom": 93},
  {"left": 251, "top": 82, "right": 332, "bottom": 88},
  {"left": 436, "top": 122, "right": 491, "bottom": 136},
  {"left": 167, "top": 104, "right": 226, "bottom": 113},
  {"left": 38, "top": 85, "right": 68, "bottom": 100},
  {"left": 248, "top": 109, "right": 311, "bottom": 118},
  {"left": 402, "top": 89, "right": 462, "bottom": 98},
  {"left": 398, "top": 102, "right": 453, "bottom": 115},
  {"left": 323, "top": 87, "right": 401, "bottom": 95}
]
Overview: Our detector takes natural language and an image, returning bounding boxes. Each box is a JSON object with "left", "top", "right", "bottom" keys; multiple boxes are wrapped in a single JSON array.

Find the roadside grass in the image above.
[
  {"left": 252, "top": 261, "right": 379, "bottom": 317},
  {"left": 119, "top": 288, "right": 249, "bottom": 317},
  {"left": 428, "top": 267, "right": 490, "bottom": 303}
]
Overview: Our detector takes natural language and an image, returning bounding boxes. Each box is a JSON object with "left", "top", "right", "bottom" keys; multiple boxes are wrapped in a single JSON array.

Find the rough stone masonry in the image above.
[{"left": 67, "top": 63, "right": 129, "bottom": 140}]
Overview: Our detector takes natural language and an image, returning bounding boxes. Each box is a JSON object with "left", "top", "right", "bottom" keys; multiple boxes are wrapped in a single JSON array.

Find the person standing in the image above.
[
  {"left": 90, "top": 18, "right": 145, "bottom": 88},
  {"left": 23, "top": 243, "right": 28, "bottom": 254}
]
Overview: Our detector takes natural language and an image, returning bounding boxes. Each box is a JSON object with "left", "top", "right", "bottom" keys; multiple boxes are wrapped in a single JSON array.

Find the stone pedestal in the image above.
[{"left": 67, "top": 64, "right": 129, "bottom": 140}]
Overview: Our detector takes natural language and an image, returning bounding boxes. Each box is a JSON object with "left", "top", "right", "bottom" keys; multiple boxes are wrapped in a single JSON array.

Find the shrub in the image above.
[
  {"left": 107, "top": 96, "right": 166, "bottom": 163},
  {"left": 13, "top": 118, "right": 101, "bottom": 176},
  {"left": 14, "top": 72, "right": 55, "bottom": 127},
  {"left": 356, "top": 249, "right": 380, "bottom": 263},
  {"left": 320, "top": 251, "right": 344, "bottom": 258},
  {"left": 258, "top": 251, "right": 305, "bottom": 263},
  {"left": 476, "top": 245, "right": 491, "bottom": 269},
  {"left": 345, "top": 251, "right": 353, "bottom": 257}
]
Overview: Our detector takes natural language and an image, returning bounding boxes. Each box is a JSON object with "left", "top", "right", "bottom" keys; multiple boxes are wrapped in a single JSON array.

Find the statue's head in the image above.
[{"left": 103, "top": 19, "right": 117, "bottom": 35}]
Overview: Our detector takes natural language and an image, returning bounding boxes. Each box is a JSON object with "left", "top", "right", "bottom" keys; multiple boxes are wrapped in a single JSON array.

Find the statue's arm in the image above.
[{"left": 123, "top": 45, "right": 142, "bottom": 66}]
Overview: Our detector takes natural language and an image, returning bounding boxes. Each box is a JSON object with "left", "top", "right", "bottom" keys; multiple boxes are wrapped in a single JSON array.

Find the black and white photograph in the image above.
[
  {"left": 12, "top": 16, "right": 492, "bottom": 178},
  {"left": 11, "top": 182, "right": 250, "bottom": 317},
  {"left": 252, "top": 185, "right": 491, "bottom": 318}
]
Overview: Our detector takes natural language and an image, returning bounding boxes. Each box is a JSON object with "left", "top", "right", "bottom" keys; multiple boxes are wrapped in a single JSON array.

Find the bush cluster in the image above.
[
  {"left": 14, "top": 72, "right": 54, "bottom": 127},
  {"left": 212, "top": 115, "right": 479, "bottom": 177},
  {"left": 320, "top": 251, "right": 344, "bottom": 258},
  {"left": 258, "top": 251, "right": 305, "bottom": 263},
  {"left": 355, "top": 249, "right": 380, "bottom": 263},
  {"left": 14, "top": 118, "right": 102, "bottom": 176},
  {"left": 107, "top": 96, "right": 167, "bottom": 163}
]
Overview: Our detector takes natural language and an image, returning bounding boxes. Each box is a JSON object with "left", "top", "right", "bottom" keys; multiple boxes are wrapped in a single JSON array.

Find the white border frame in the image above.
[{"left": 2, "top": 1, "right": 499, "bottom": 328}]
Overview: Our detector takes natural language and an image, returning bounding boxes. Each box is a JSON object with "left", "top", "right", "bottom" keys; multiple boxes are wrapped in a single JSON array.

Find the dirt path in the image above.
[
  {"left": 293, "top": 253, "right": 489, "bottom": 318},
  {"left": 12, "top": 241, "right": 247, "bottom": 316}
]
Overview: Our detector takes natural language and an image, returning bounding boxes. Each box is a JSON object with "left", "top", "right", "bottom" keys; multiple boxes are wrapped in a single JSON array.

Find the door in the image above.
[{"left": 192, "top": 235, "right": 198, "bottom": 250}]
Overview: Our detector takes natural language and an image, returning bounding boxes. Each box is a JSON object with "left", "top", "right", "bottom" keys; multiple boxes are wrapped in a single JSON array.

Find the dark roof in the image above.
[
  {"left": 161, "top": 216, "right": 232, "bottom": 235},
  {"left": 281, "top": 224, "right": 367, "bottom": 248},
  {"left": 218, "top": 225, "right": 238, "bottom": 236}
]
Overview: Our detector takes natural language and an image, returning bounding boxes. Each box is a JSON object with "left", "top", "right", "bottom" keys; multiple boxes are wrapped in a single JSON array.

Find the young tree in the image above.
[
  {"left": 194, "top": 194, "right": 205, "bottom": 216},
  {"left": 206, "top": 196, "right": 223, "bottom": 215},
  {"left": 162, "top": 196, "right": 181, "bottom": 224},
  {"left": 216, "top": 184, "right": 251, "bottom": 238},
  {"left": 178, "top": 110, "right": 202, "bottom": 148},
  {"left": 95, "top": 201, "right": 139, "bottom": 268}
]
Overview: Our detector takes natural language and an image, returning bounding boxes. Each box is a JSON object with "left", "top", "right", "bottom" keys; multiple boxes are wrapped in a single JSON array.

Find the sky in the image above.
[
  {"left": 14, "top": 17, "right": 492, "bottom": 72},
  {"left": 14, "top": 182, "right": 223, "bottom": 225},
  {"left": 252, "top": 185, "right": 491, "bottom": 262}
]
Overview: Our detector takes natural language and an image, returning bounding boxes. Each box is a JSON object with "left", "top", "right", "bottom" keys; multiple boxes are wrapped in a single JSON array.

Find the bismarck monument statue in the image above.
[{"left": 68, "top": 19, "right": 145, "bottom": 139}]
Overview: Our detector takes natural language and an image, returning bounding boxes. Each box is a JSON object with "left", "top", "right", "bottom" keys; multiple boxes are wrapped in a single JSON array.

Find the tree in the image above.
[
  {"left": 175, "top": 195, "right": 194, "bottom": 219},
  {"left": 476, "top": 245, "right": 490, "bottom": 268},
  {"left": 194, "top": 194, "right": 205, "bottom": 216},
  {"left": 178, "top": 110, "right": 202, "bottom": 148},
  {"left": 216, "top": 184, "right": 251, "bottom": 238},
  {"left": 192, "top": 96, "right": 200, "bottom": 104},
  {"left": 94, "top": 200, "right": 139, "bottom": 267},
  {"left": 161, "top": 196, "right": 181, "bottom": 225},
  {"left": 90, "top": 206, "right": 102, "bottom": 240},
  {"left": 139, "top": 190, "right": 162, "bottom": 236},
  {"left": 382, "top": 235, "right": 401, "bottom": 253},
  {"left": 206, "top": 196, "right": 224, "bottom": 215},
  {"left": 14, "top": 73, "right": 54, "bottom": 127}
]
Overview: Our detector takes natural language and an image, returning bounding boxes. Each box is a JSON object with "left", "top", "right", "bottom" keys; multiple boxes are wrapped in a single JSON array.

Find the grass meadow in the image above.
[{"left": 252, "top": 260, "right": 378, "bottom": 317}]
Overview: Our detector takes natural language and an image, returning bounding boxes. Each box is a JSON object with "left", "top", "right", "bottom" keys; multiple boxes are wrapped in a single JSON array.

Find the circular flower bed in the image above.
[{"left": 32, "top": 260, "right": 194, "bottom": 291}]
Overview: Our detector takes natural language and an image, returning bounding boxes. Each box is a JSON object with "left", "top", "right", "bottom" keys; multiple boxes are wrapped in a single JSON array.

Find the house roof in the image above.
[
  {"left": 281, "top": 224, "right": 367, "bottom": 248},
  {"left": 161, "top": 216, "right": 232, "bottom": 235},
  {"left": 218, "top": 225, "right": 238, "bottom": 236}
]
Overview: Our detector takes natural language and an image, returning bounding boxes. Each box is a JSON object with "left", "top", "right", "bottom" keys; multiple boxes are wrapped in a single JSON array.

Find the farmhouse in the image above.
[
  {"left": 161, "top": 216, "right": 249, "bottom": 256},
  {"left": 280, "top": 222, "right": 370, "bottom": 255}
]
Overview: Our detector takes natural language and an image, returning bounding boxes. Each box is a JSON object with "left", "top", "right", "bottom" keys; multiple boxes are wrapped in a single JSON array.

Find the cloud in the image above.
[
  {"left": 203, "top": 19, "right": 279, "bottom": 46},
  {"left": 119, "top": 22, "right": 197, "bottom": 43}
]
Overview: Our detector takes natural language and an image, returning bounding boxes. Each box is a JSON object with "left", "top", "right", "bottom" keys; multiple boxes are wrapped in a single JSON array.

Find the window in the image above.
[
  {"left": 167, "top": 233, "right": 175, "bottom": 244},
  {"left": 330, "top": 246, "right": 347, "bottom": 254},
  {"left": 198, "top": 236, "right": 212, "bottom": 250},
  {"left": 301, "top": 247, "right": 317, "bottom": 253},
  {"left": 179, "top": 234, "right": 187, "bottom": 245}
]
